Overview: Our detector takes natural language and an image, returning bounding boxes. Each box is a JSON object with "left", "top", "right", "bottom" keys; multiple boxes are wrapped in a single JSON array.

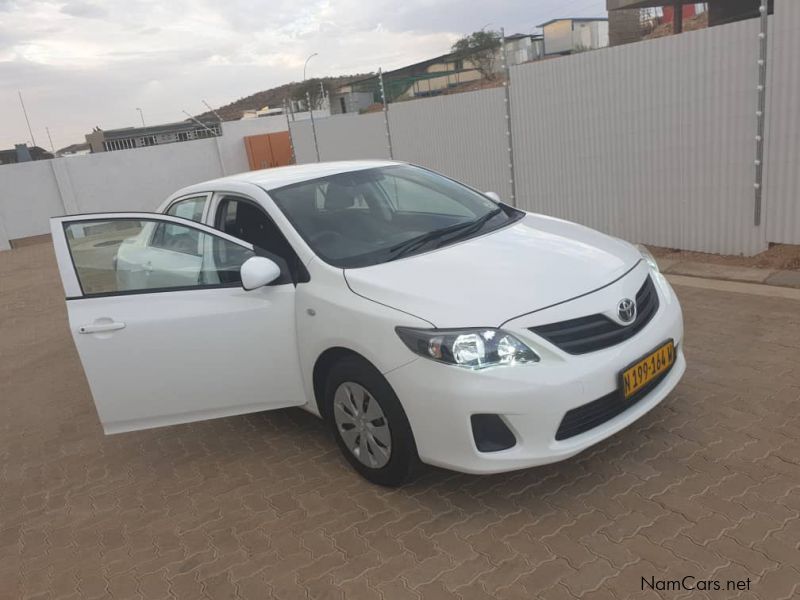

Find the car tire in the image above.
[{"left": 324, "top": 356, "right": 419, "bottom": 487}]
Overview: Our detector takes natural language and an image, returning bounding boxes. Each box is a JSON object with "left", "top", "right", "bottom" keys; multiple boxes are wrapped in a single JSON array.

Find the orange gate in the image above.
[{"left": 244, "top": 131, "right": 293, "bottom": 170}]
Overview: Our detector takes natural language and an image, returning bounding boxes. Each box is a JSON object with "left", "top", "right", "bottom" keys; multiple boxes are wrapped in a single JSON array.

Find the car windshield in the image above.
[{"left": 267, "top": 165, "right": 522, "bottom": 268}]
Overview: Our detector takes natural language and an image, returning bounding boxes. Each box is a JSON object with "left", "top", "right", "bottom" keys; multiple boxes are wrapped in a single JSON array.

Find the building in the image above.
[
  {"left": 607, "top": 0, "right": 773, "bottom": 36},
  {"left": 85, "top": 120, "right": 222, "bottom": 153},
  {"left": 538, "top": 18, "right": 610, "bottom": 55},
  {"left": 0, "top": 144, "right": 53, "bottom": 166},
  {"left": 242, "top": 106, "right": 286, "bottom": 119},
  {"left": 55, "top": 142, "right": 91, "bottom": 157},
  {"left": 331, "top": 35, "right": 544, "bottom": 114},
  {"left": 504, "top": 33, "right": 545, "bottom": 65}
]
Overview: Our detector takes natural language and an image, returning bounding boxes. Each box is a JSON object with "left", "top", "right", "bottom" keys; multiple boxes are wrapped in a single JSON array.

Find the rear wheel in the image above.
[{"left": 324, "top": 356, "right": 418, "bottom": 486}]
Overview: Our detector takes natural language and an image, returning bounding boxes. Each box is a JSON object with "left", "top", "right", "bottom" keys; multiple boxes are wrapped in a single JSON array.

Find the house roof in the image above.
[
  {"left": 607, "top": 0, "right": 693, "bottom": 10},
  {"left": 101, "top": 120, "right": 219, "bottom": 139},
  {"left": 56, "top": 142, "right": 90, "bottom": 154},
  {"left": 538, "top": 17, "right": 609, "bottom": 28},
  {"left": 337, "top": 35, "right": 527, "bottom": 92}
]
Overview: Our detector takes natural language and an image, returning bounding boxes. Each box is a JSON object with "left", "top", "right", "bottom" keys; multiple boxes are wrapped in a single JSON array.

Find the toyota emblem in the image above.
[{"left": 617, "top": 298, "right": 637, "bottom": 323}]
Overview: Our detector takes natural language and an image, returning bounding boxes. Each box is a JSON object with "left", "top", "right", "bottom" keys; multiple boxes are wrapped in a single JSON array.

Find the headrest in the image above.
[{"left": 324, "top": 183, "right": 355, "bottom": 211}]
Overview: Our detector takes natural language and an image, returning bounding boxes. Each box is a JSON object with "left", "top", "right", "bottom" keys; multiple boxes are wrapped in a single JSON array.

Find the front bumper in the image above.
[{"left": 385, "top": 267, "right": 685, "bottom": 475}]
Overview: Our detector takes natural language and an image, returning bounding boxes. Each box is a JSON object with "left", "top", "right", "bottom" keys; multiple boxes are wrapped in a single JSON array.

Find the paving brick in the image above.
[{"left": 3, "top": 242, "right": 799, "bottom": 600}]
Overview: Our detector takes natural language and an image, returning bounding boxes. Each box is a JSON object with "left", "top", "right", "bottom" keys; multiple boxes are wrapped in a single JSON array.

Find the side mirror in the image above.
[
  {"left": 241, "top": 256, "right": 281, "bottom": 290},
  {"left": 484, "top": 191, "right": 501, "bottom": 203}
]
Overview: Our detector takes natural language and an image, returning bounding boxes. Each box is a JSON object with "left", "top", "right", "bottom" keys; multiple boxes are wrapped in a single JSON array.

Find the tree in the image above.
[{"left": 451, "top": 29, "right": 502, "bottom": 81}]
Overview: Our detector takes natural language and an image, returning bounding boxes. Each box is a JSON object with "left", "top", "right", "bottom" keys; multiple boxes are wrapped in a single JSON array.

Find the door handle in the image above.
[{"left": 79, "top": 321, "right": 126, "bottom": 334}]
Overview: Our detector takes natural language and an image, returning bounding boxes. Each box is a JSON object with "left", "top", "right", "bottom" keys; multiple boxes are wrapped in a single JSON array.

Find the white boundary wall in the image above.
[
  {"left": 0, "top": 116, "right": 289, "bottom": 249},
  {"left": 764, "top": 0, "right": 800, "bottom": 244},
  {"left": 288, "top": 3, "right": 800, "bottom": 256},
  {"left": 510, "top": 17, "right": 766, "bottom": 256}
]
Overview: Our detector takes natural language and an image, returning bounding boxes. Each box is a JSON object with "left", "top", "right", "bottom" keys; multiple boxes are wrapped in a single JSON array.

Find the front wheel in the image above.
[{"left": 325, "top": 357, "right": 419, "bottom": 486}]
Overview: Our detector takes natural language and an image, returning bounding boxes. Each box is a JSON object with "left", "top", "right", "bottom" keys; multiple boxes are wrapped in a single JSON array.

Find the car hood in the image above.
[{"left": 344, "top": 213, "right": 642, "bottom": 327}]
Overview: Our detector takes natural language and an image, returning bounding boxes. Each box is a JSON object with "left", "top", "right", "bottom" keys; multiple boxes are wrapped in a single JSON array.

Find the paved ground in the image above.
[{"left": 1, "top": 243, "right": 798, "bottom": 600}]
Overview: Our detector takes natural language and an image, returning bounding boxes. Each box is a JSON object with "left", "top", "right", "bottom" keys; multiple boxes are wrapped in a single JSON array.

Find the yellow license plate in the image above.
[{"left": 621, "top": 340, "right": 675, "bottom": 399}]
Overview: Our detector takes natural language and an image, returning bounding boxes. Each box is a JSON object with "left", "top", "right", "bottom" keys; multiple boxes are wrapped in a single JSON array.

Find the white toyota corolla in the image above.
[{"left": 52, "top": 160, "right": 685, "bottom": 486}]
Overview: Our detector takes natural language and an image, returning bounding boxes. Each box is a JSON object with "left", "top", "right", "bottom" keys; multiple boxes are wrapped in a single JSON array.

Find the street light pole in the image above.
[
  {"left": 303, "top": 52, "right": 318, "bottom": 82},
  {"left": 136, "top": 107, "right": 145, "bottom": 127}
]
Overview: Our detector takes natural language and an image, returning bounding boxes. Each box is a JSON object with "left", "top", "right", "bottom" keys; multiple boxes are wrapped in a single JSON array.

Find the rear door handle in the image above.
[{"left": 79, "top": 321, "right": 126, "bottom": 334}]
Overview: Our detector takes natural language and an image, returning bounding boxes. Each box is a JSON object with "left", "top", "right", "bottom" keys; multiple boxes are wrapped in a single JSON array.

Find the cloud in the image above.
[
  {"left": 0, "top": 0, "right": 606, "bottom": 148},
  {"left": 60, "top": 1, "right": 109, "bottom": 19}
]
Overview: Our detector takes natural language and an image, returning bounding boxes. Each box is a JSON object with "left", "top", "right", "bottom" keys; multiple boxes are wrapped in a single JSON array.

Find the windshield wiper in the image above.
[
  {"left": 387, "top": 208, "right": 503, "bottom": 261},
  {"left": 435, "top": 208, "right": 503, "bottom": 247}
]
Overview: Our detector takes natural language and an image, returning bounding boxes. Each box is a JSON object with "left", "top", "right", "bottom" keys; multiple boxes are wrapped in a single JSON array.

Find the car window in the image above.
[
  {"left": 151, "top": 222, "right": 201, "bottom": 256},
  {"left": 63, "top": 218, "right": 254, "bottom": 296},
  {"left": 214, "top": 197, "right": 300, "bottom": 284},
  {"left": 377, "top": 175, "right": 473, "bottom": 217},
  {"left": 165, "top": 196, "right": 206, "bottom": 222},
  {"left": 268, "top": 164, "right": 520, "bottom": 268}
]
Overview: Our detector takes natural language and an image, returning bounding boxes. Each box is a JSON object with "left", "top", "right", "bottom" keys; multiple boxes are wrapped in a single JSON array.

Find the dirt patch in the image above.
[{"left": 650, "top": 243, "right": 800, "bottom": 271}]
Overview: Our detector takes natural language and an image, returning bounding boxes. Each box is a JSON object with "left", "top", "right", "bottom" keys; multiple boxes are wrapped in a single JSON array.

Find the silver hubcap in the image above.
[{"left": 333, "top": 382, "right": 392, "bottom": 469}]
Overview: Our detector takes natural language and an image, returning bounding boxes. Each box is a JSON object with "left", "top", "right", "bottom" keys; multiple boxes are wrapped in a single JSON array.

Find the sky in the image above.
[{"left": 0, "top": 0, "right": 607, "bottom": 150}]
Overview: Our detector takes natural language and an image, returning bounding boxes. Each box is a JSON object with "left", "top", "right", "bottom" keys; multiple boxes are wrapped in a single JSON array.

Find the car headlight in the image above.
[
  {"left": 396, "top": 327, "right": 539, "bottom": 369},
  {"left": 637, "top": 244, "right": 660, "bottom": 272}
]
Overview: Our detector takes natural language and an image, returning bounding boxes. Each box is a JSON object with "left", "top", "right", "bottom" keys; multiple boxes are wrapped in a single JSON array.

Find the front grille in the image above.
[
  {"left": 530, "top": 275, "right": 659, "bottom": 354},
  {"left": 554, "top": 356, "right": 675, "bottom": 441}
]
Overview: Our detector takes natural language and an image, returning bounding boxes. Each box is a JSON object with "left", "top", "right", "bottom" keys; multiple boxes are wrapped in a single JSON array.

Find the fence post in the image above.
[
  {"left": 500, "top": 28, "right": 517, "bottom": 207},
  {"left": 754, "top": 0, "right": 769, "bottom": 226},
  {"left": 306, "top": 91, "right": 321, "bottom": 162},
  {"left": 214, "top": 135, "right": 228, "bottom": 176},
  {"left": 378, "top": 68, "right": 394, "bottom": 159},
  {"left": 284, "top": 101, "right": 297, "bottom": 164}
]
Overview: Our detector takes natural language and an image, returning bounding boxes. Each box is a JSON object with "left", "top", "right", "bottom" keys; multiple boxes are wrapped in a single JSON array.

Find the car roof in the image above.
[{"left": 196, "top": 160, "right": 402, "bottom": 192}]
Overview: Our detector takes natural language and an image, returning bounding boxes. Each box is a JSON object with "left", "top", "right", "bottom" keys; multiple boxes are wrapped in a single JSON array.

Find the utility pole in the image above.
[
  {"left": 377, "top": 68, "right": 394, "bottom": 159},
  {"left": 181, "top": 110, "right": 219, "bottom": 137},
  {"left": 202, "top": 100, "right": 223, "bottom": 122},
  {"left": 18, "top": 91, "right": 37, "bottom": 147},
  {"left": 754, "top": 0, "right": 768, "bottom": 225},
  {"left": 136, "top": 107, "right": 145, "bottom": 127},
  {"left": 500, "top": 28, "right": 516, "bottom": 206},
  {"left": 306, "top": 91, "right": 320, "bottom": 162},
  {"left": 45, "top": 127, "right": 55, "bottom": 153}
]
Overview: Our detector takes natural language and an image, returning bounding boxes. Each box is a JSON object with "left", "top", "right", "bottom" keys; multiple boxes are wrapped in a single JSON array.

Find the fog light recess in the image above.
[{"left": 471, "top": 414, "right": 516, "bottom": 452}]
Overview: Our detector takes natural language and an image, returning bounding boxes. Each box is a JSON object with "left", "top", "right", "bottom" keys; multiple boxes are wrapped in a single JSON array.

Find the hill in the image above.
[{"left": 196, "top": 74, "right": 370, "bottom": 121}]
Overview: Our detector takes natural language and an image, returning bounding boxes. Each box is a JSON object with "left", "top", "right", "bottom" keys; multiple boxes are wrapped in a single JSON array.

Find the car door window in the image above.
[
  {"left": 214, "top": 196, "right": 304, "bottom": 284},
  {"left": 165, "top": 196, "right": 206, "bottom": 222},
  {"left": 63, "top": 218, "right": 253, "bottom": 296}
]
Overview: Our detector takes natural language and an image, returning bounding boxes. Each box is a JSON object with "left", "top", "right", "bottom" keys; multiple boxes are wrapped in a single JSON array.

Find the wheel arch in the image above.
[{"left": 312, "top": 347, "right": 376, "bottom": 418}]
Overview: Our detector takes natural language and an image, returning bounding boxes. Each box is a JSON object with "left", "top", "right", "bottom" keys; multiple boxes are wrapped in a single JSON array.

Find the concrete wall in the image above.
[
  {"left": 290, "top": 113, "right": 391, "bottom": 164},
  {"left": 388, "top": 89, "right": 513, "bottom": 202},
  {"left": 0, "top": 161, "right": 64, "bottom": 245},
  {"left": 0, "top": 117, "right": 290, "bottom": 248},
  {"left": 290, "top": 89, "right": 512, "bottom": 202}
]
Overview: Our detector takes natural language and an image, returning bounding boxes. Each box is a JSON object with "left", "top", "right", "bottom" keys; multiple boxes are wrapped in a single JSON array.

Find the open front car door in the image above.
[{"left": 50, "top": 212, "right": 305, "bottom": 434}]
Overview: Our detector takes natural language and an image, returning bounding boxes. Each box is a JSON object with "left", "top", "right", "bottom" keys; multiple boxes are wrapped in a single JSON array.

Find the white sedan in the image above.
[{"left": 51, "top": 160, "right": 685, "bottom": 486}]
